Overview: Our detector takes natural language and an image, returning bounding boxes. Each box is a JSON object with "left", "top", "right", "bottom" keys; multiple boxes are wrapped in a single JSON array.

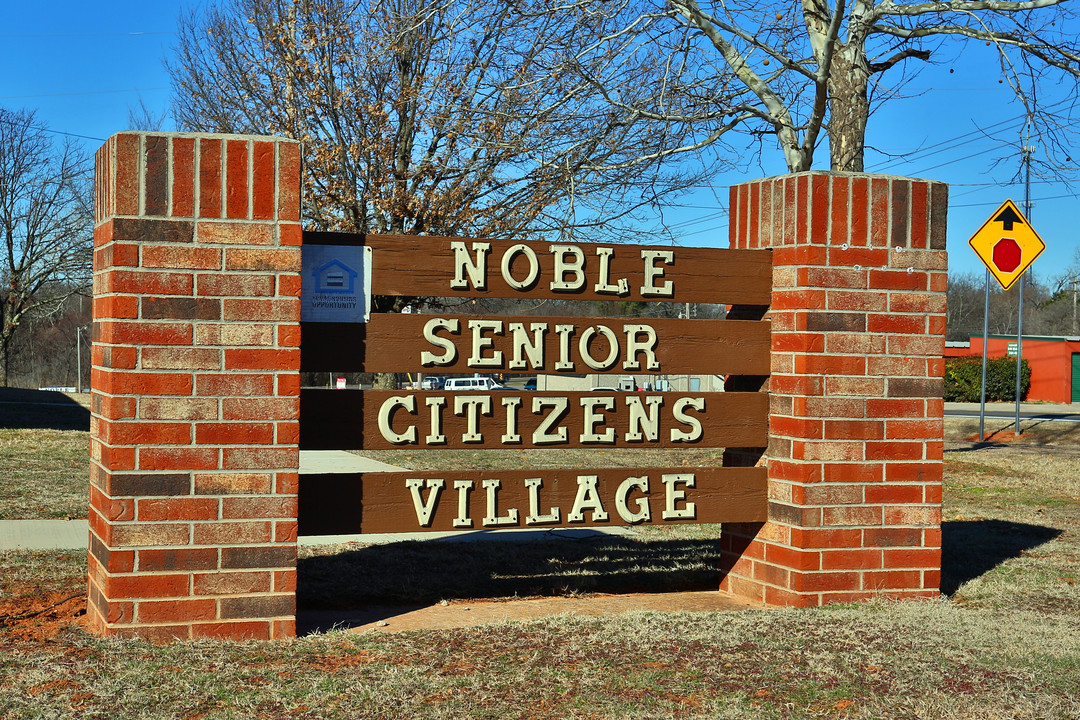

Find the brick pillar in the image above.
[
  {"left": 88, "top": 132, "right": 302, "bottom": 640},
  {"left": 721, "top": 172, "right": 947, "bottom": 606}
]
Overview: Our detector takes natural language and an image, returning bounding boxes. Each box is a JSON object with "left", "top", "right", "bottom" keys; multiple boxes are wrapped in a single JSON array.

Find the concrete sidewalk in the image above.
[{"left": 0, "top": 451, "right": 633, "bottom": 551}]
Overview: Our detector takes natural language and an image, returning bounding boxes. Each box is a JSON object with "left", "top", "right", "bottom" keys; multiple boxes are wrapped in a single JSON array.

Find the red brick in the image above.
[
  {"left": 278, "top": 142, "right": 302, "bottom": 221},
  {"left": 114, "top": 134, "right": 140, "bottom": 216},
  {"left": 171, "top": 137, "right": 196, "bottom": 218},
  {"left": 223, "top": 447, "right": 298, "bottom": 470},
  {"left": 225, "top": 139, "right": 250, "bottom": 219},
  {"left": 93, "top": 295, "right": 139, "bottom": 319},
  {"left": 275, "top": 472, "right": 299, "bottom": 494},
  {"left": 224, "top": 248, "right": 301, "bottom": 273},
  {"left": 822, "top": 505, "right": 882, "bottom": 526},
  {"left": 277, "top": 374, "right": 301, "bottom": 395},
  {"left": 142, "top": 347, "right": 221, "bottom": 370},
  {"left": 102, "top": 346, "right": 138, "bottom": 370},
  {"left": 139, "top": 447, "right": 219, "bottom": 471},
  {"left": 773, "top": 288, "right": 826, "bottom": 310},
  {"left": 139, "top": 397, "right": 218, "bottom": 421},
  {"left": 195, "top": 323, "right": 276, "bottom": 347},
  {"left": 196, "top": 273, "right": 275, "bottom": 297},
  {"left": 820, "top": 549, "right": 882, "bottom": 570},
  {"left": 102, "top": 269, "right": 193, "bottom": 295},
  {"left": 280, "top": 222, "right": 302, "bottom": 246},
  {"left": 790, "top": 527, "right": 863, "bottom": 549},
  {"left": 864, "top": 527, "right": 923, "bottom": 547},
  {"left": 869, "top": 178, "right": 889, "bottom": 246},
  {"left": 222, "top": 298, "right": 299, "bottom": 322},
  {"left": 869, "top": 268, "right": 927, "bottom": 291},
  {"left": 93, "top": 369, "right": 193, "bottom": 396},
  {"left": 867, "top": 313, "right": 925, "bottom": 334},
  {"left": 883, "top": 547, "right": 941, "bottom": 568},
  {"left": 222, "top": 496, "right": 297, "bottom": 519},
  {"left": 863, "top": 570, "right": 923, "bottom": 591},
  {"left": 252, "top": 141, "right": 276, "bottom": 220},
  {"left": 196, "top": 422, "right": 275, "bottom": 445},
  {"left": 96, "top": 321, "right": 192, "bottom": 346},
  {"left": 222, "top": 397, "right": 297, "bottom": 421},
  {"left": 143, "top": 245, "right": 222, "bottom": 270},
  {"left": 275, "top": 520, "right": 298, "bottom": 544},
  {"left": 137, "top": 598, "right": 217, "bottom": 624},
  {"left": 194, "top": 571, "right": 272, "bottom": 595},
  {"left": 867, "top": 356, "right": 924, "bottom": 377},
  {"left": 865, "top": 441, "right": 924, "bottom": 461},
  {"left": 866, "top": 485, "right": 924, "bottom": 504},
  {"left": 276, "top": 421, "right": 299, "bottom": 444},
  {"left": 199, "top": 221, "right": 275, "bottom": 246},
  {"left": 765, "top": 544, "right": 820, "bottom": 571},
  {"left": 885, "top": 463, "right": 942, "bottom": 483},
  {"left": 771, "top": 415, "right": 823, "bottom": 439},
  {"left": 825, "top": 289, "right": 886, "bottom": 311},
  {"left": 796, "top": 354, "right": 866, "bottom": 376},
  {"left": 885, "top": 418, "right": 942, "bottom": 439},
  {"left": 277, "top": 324, "right": 301, "bottom": 347},
  {"left": 199, "top": 138, "right": 223, "bottom": 218},
  {"left": 194, "top": 472, "right": 274, "bottom": 495},
  {"left": 108, "top": 573, "right": 189, "bottom": 599},
  {"left": 137, "top": 498, "right": 219, "bottom": 522},
  {"left": 224, "top": 348, "right": 300, "bottom": 371},
  {"left": 139, "top": 547, "right": 219, "bottom": 572},
  {"left": 106, "top": 421, "right": 191, "bottom": 446},
  {"left": 195, "top": 373, "right": 274, "bottom": 397},
  {"left": 193, "top": 521, "right": 272, "bottom": 545},
  {"left": 277, "top": 274, "right": 302, "bottom": 297},
  {"left": 794, "top": 570, "right": 861, "bottom": 593},
  {"left": 884, "top": 505, "right": 940, "bottom": 525},
  {"left": 890, "top": 292, "right": 945, "bottom": 314}
]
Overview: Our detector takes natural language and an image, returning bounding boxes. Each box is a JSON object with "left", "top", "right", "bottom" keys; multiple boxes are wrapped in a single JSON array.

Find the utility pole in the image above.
[{"left": 1016, "top": 139, "right": 1036, "bottom": 436}]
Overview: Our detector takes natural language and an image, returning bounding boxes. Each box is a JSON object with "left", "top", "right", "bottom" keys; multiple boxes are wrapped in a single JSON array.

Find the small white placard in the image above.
[{"left": 301, "top": 245, "right": 372, "bottom": 323}]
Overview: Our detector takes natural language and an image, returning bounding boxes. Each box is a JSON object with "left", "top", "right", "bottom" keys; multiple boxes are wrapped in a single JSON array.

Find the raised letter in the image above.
[
  {"left": 616, "top": 476, "right": 651, "bottom": 523},
  {"left": 501, "top": 396, "right": 522, "bottom": 444},
  {"left": 451, "top": 241, "right": 490, "bottom": 290},
  {"left": 509, "top": 322, "right": 546, "bottom": 369},
  {"left": 578, "top": 325, "right": 619, "bottom": 371},
  {"left": 594, "top": 247, "right": 629, "bottom": 296},
  {"left": 378, "top": 395, "right": 417, "bottom": 444},
  {"left": 532, "top": 396, "right": 569, "bottom": 444},
  {"left": 467, "top": 319, "right": 504, "bottom": 368},
  {"left": 454, "top": 395, "right": 491, "bottom": 443},
  {"left": 453, "top": 480, "right": 473, "bottom": 528},
  {"left": 406, "top": 478, "right": 445, "bottom": 527},
  {"left": 524, "top": 478, "right": 560, "bottom": 524},
  {"left": 501, "top": 243, "right": 540, "bottom": 290},
  {"left": 640, "top": 250, "right": 674, "bottom": 297},
  {"left": 421, "top": 318, "right": 459, "bottom": 366},
  {"left": 661, "top": 473, "right": 696, "bottom": 520},
  {"left": 670, "top": 397, "right": 705, "bottom": 442},
  {"left": 425, "top": 396, "right": 447, "bottom": 445},
  {"left": 550, "top": 245, "right": 585, "bottom": 291},
  {"left": 482, "top": 478, "right": 519, "bottom": 526},
  {"left": 554, "top": 325, "right": 575, "bottom": 371},
  {"left": 567, "top": 475, "right": 609, "bottom": 522},
  {"left": 579, "top": 396, "right": 615, "bottom": 443},
  {"left": 623, "top": 324, "right": 660, "bottom": 371},
  {"left": 624, "top": 395, "right": 662, "bottom": 442}
]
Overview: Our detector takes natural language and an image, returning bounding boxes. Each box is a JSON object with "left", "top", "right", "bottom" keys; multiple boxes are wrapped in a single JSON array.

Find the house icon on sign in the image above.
[{"left": 312, "top": 259, "right": 358, "bottom": 294}]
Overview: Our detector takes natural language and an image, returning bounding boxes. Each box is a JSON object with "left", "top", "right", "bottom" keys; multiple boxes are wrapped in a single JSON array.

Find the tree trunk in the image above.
[{"left": 827, "top": 45, "right": 871, "bottom": 173}]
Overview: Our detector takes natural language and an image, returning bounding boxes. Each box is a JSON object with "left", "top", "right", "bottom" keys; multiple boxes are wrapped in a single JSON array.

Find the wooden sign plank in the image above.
[
  {"left": 300, "top": 315, "right": 770, "bottom": 375},
  {"left": 303, "top": 232, "right": 773, "bottom": 305},
  {"left": 299, "top": 389, "right": 768, "bottom": 450},
  {"left": 298, "top": 466, "right": 767, "bottom": 535}
]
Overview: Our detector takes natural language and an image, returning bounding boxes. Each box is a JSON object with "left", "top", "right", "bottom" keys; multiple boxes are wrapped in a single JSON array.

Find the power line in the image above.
[
  {"left": 0, "top": 115, "right": 105, "bottom": 142},
  {"left": 0, "top": 87, "right": 169, "bottom": 101}
]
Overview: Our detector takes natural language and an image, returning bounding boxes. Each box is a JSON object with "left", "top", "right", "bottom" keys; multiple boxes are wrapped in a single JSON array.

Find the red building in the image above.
[{"left": 947, "top": 335, "right": 1080, "bottom": 404}]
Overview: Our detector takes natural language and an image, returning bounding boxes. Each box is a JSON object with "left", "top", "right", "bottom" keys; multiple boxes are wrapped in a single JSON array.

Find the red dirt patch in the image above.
[{"left": 0, "top": 586, "right": 87, "bottom": 643}]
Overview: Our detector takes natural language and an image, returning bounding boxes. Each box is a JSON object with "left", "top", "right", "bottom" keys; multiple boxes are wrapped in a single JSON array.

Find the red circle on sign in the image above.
[{"left": 993, "top": 237, "right": 1022, "bottom": 273}]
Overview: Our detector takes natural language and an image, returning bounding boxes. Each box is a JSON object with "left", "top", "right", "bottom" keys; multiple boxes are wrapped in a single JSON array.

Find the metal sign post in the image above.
[{"left": 967, "top": 198, "right": 1045, "bottom": 439}]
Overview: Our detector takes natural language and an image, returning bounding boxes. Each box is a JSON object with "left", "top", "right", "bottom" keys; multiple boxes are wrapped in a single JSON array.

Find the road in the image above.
[{"left": 945, "top": 402, "right": 1080, "bottom": 423}]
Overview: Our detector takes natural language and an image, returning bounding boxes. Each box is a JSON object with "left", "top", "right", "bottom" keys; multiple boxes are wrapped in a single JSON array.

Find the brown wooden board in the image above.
[
  {"left": 300, "top": 314, "right": 770, "bottom": 375},
  {"left": 303, "top": 232, "right": 772, "bottom": 305},
  {"left": 298, "top": 466, "right": 767, "bottom": 534},
  {"left": 299, "top": 389, "right": 768, "bottom": 450}
]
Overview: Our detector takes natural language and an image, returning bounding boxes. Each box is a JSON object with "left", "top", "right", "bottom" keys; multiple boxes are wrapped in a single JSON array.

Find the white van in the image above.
[{"left": 443, "top": 377, "right": 505, "bottom": 391}]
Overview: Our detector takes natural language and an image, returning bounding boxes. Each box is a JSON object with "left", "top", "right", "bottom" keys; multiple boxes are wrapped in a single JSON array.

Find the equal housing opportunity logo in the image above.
[{"left": 301, "top": 245, "right": 372, "bottom": 323}]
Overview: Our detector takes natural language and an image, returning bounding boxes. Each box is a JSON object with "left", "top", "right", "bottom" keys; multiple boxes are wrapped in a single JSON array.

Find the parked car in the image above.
[
  {"left": 523, "top": 378, "right": 537, "bottom": 391},
  {"left": 443, "top": 377, "right": 506, "bottom": 391},
  {"left": 421, "top": 376, "right": 446, "bottom": 390}
]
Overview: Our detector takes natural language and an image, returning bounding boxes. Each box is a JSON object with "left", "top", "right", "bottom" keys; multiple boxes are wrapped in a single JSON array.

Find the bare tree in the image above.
[
  {"left": 553, "top": 0, "right": 1080, "bottom": 173},
  {"left": 0, "top": 108, "right": 93, "bottom": 387},
  {"left": 168, "top": 0, "right": 719, "bottom": 249}
]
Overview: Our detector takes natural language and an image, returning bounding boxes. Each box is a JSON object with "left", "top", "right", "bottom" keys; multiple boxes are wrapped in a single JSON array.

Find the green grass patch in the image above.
[{"left": 0, "top": 428, "right": 90, "bottom": 519}]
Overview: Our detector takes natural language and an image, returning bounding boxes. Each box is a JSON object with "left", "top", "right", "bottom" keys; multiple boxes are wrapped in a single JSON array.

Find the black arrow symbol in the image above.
[{"left": 994, "top": 205, "right": 1024, "bottom": 231}]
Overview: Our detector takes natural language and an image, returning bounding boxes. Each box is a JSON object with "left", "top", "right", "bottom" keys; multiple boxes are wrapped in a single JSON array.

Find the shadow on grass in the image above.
[
  {"left": 941, "top": 518, "right": 1062, "bottom": 596},
  {"left": 0, "top": 389, "right": 90, "bottom": 431},
  {"left": 296, "top": 532, "right": 725, "bottom": 634}
]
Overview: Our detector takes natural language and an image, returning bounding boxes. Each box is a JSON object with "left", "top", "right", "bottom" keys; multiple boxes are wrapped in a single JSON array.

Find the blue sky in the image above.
[{"left": 2, "top": 0, "right": 1077, "bottom": 283}]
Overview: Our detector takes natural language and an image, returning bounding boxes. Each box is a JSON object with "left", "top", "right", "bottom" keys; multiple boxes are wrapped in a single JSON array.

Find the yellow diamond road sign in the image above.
[{"left": 968, "top": 199, "right": 1045, "bottom": 291}]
